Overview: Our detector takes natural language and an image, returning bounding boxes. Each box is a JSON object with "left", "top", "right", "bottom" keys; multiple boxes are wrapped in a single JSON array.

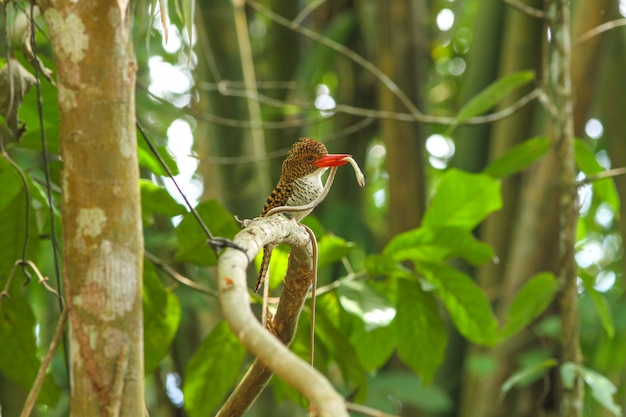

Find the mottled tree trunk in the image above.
[{"left": 39, "top": 1, "right": 144, "bottom": 416}]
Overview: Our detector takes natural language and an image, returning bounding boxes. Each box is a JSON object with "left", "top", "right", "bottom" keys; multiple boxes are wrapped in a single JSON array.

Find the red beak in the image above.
[{"left": 313, "top": 153, "right": 352, "bottom": 168}]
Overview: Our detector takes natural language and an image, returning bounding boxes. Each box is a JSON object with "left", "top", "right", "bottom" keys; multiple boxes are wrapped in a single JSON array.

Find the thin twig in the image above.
[
  {"left": 576, "top": 18, "right": 626, "bottom": 45},
  {"left": 142, "top": 86, "right": 326, "bottom": 129},
  {"left": 22, "top": 260, "right": 62, "bottom": 301},
  {"left": 19, "top": 308, "right": 69, "bottom": 417},
  {"left": 215, "top": 79, "right": 543, "bottom": 125},
  {"left": 136, "top": 121, "right": 246, "bottom": 255},
  {"left": 28, "top": 0, "right": 68, "bottom": 376},
  {"left": 144, "top": 251, "right": 218, "bottom": 298},
  {"left": 313, "top": 270, "right": 367, "bottom": 297},
  {"left": 346, "top": 402, "right": 401, "bottom": 417},
  {"left": 576, "top": 167, "right": 626, "bottom": 186},
  {"left": 502, "top": 0, "right": 546, "bottom": 19},
  {"left": 292, "top": 0, "right": 327, "bottom": 26},
  {"left": 199, "top": 118, "right": 374, "bottom": 165},
  {"left": 246, "top": 0, "right": 424, "bottom": 121}
]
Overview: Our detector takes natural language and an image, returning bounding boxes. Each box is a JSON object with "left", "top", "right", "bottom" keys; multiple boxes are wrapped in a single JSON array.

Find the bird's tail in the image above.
[{"left": 254, "top": 245, "right": 273, "bottom": 293}]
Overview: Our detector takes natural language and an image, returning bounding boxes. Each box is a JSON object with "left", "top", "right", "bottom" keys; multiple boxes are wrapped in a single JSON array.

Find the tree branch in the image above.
[
  {"left": 217, "top": 215, "right": 348, "bottom": 417},
  {"left": 20, "top": 307, "right": 68, "bottom": 417},
  {"left": 547, "top": 1, "right": 583, "bottom": 416}
]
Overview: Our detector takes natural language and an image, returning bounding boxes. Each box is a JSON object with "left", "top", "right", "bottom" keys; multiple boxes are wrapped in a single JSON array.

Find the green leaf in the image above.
[
  {"left": 350, "top": 319, "right": 396, "bottom": 372},
  {"left": 364, "top": 254, "right": 414, "bottom": 280},
  {"left": 501, "top": 359, "right": 558, "bottom": 397},
  {"left": 420, "top": 263, "right": 498, "bottom": 345},
  {"left": 579, "top": 273, "right": 615, "bottom": 339},
  {"left": 560, "top": 362, "right": 622, "bottom": 417},
  {"left": 137, "top": 130, "right": 179, "bottom": 177},
  {"left": 448, "top": 71, "right": 535, "bottom": 133},
  {"left": 396, "top": 279, "right": 447, "bottom": 384},
  {"left": 175, "top": 200, "right": 239, "bottom": 265},
  {"left": 315, "top": 304, "right": 368, "bottom": 399},
  {"left": 383, "top": 225, "right": 494, "bottom": 266},
  {"left": 337, "top": 280, "right": 395, "bottom": 331},
  {"left": 0, "top": 159, "right": 39, "bottom": 276},
  {"left": 140, "top": 179, "right": 186, "bottom": 225},
  {"left": 0, "top": 286, "right": 60, "bottom": 405},
  {"left": 183, "top": 321, "right": 246, "bottom": 417},
  {"left": 587, "top": 288, "right": 615, "bottom": 339},
  {"left": 17, "top": 74, "right": 60, "bottom": 154},
  {"left": 500, "top": 272, "right": 558, "bottom": 340},
  {"left": 422, "top": 169, "right": 502, "bottom": 230},
  {"left": 366, "top": 371, "right": 452, "bottom": 414},
  {"left": 575, "top": 139, "right": 620, "bottom": 214},
  {"left": 483, "top": 137, "right": 551, "bottom": 178},
  {"left": 317, "top": 235, "right": 354, "bottom": 269},
  {"left": 143, "top": 259, "right": 181, "bottom": 374}
]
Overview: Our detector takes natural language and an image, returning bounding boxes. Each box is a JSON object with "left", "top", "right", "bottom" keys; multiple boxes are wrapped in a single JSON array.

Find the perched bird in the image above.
[{"left": 255, "top": 138, "right": 351, "bottom": 292}]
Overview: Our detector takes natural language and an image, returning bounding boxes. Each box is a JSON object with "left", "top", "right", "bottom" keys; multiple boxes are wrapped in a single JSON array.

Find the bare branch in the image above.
[
  {"left": 212, "top": 77, "right": 543, "bottom": 126},
  {"left": 145, "top": 251, "right": 218, "bottom": 298},
  {"left": 293, "top": 0, "right": 327, "bottom": 26},
  {"left": 246, "top": 0, "right": 424, "bottom": 121},
  {"left": 347, "top": 402, "right": 402, "bottom": 417},
  {"left": 20, "top": 308, "right": 68, "bottom": 417},
  {"left": 576, "top": 18, "right": 626, "bottom": 45},
  {"left": 502, "top": 0, "right": 546, "bottom": 19},
  {"left": 547, "top": 1, "right": 583, "bottom": 415},
  {"left": 576, "top": 167, "right": 626, "bottom": 186},
  {"left": 217, "top": 216, "right": 348, "bottom": 417}
]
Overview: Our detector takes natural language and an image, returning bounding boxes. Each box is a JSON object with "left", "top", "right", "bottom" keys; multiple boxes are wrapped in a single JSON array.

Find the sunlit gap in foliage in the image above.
[
  {"left": 148, "top": 7, "right": 197, "bottom": 108},
  {"left": 576, "top": 232, "right": 620, "bottom": 293},
  {"left": 315, "top": 84, "right": 336, "bottom": 117},
  {"left": 426, "top": 134, "right": 455, "bottom": 169},
  {"left": 163, "top": 120, "right": 202, "bottom": 218},
  {"left": 585, "top": 118, "right": 604, "bottom": 140},
  {"left": 575, "top": 117, "right": 620, "bottom": 294},
  {"left": 436, "top": 8, "right": 455, "bottom": 31},
  {"left": 364, "top": 141, "right": 388, "bottom": 239},
  {"left": 165, "top": 372, "right": 184, "bottom": 407},
  {"left": 146, "top": 8, "right": 201, "bottom": 224},
  {"left": 367, "top": 143, "right": 387, "bottom": 209},
  {"left": 620, "top": 0, "right": 626, "bottom": 16}
]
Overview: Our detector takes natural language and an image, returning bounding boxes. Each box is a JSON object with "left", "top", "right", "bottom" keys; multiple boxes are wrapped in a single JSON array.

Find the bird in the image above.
[{"left": 254, "top": 138, "right": 351, "bottom": 293}]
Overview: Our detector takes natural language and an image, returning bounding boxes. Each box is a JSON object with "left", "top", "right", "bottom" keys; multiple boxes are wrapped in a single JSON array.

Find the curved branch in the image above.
[{"left": 217, "top": 215, "right": 348, "bottom": 417}]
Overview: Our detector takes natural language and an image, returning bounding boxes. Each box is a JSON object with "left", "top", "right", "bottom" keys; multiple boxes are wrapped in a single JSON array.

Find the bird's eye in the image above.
[{"left": 306, "top": 155, "right": 314, "bottom": 163}]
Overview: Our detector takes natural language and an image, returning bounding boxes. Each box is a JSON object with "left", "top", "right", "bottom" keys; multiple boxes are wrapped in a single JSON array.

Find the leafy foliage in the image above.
[
  {"left": 175, "top": 199, "right": 239, "bottom": 265},
  {"left": 2, "top": 1, "right": 624, "bottom": 415},
  {"left": 448, "top": 71, "right": 535, "bottom": 133},
  {"left": 0, "top": 283, "right": 60, "bottom": 406},
  {"left": 143, "top": 260, "right": 181, "bottom": 374},
  {"left": 183, "top": 321, "right": 246, "bottom": 417}
]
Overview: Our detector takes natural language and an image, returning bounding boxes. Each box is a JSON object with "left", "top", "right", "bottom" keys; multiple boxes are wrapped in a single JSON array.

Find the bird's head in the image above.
[{"left": 282, "top": 138, "right": 351, "bottom": 182}]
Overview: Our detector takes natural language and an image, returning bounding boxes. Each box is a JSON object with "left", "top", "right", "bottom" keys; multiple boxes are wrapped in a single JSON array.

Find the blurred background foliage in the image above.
[{"left": 1, "top": 0, "right": 625, "bottom": 416}]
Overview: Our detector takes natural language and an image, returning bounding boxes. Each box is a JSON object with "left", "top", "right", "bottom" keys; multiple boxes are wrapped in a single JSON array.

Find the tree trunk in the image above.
[
  {"left": 376, "top": 0, "right": 429, "bottom": 236},
  {"left": 39, "top": 1, "right": 144, "bottom": 416}
]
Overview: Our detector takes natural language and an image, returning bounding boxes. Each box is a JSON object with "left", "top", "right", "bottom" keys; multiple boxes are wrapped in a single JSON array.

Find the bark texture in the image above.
[{"left": 39, "top": 1, "right": 144, "bottom": 416}]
